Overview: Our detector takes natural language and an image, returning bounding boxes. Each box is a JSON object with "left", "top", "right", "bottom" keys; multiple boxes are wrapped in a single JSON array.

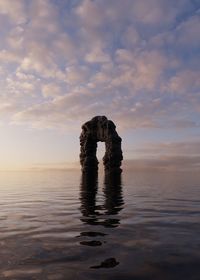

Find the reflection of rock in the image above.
[
  {"left": 104, "top": 172, "right": 124, "bottom": 216},
  {"left": 80, "top": 116, "right": 123, "bottom": 172},
  {"left": 80, "top": 171, "right": 98, "bottom": 219},
  {"left": 79, "top": 172, "right": 122, "bottom": 269},
  {"left": 79, "top": 232, "right": 107, "bottom": 237},
  {"left": 91, "top": 258, "right": 119, "bottom": 269},
  {"left": 79, "top": 171, "right": 123, "bottom": 228},
  {"left": 103, "top": 172, "right": 124, "bottom": 227},
  {"left": 80, "top": 240, "right": 103, "bottom": 246}
]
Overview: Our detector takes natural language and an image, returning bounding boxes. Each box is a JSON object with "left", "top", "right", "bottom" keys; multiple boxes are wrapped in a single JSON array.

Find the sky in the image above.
[{"left": 0, "top": 0, "right": 199, "bottom": 171}]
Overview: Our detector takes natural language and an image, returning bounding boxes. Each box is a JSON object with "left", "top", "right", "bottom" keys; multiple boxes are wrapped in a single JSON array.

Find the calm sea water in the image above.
[{"left": 0, "top": 169, "right": 200, "bottom": 280}]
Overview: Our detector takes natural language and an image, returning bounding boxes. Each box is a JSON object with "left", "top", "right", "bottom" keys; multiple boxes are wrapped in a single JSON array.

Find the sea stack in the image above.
[{"left": 80, "top": 116, "right": 123, "bottom": 173}]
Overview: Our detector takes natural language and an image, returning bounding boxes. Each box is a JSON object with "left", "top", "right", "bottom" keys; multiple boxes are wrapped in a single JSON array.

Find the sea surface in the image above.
[{"left": 0, "top": 169, "right": 200, "bottom": 280}]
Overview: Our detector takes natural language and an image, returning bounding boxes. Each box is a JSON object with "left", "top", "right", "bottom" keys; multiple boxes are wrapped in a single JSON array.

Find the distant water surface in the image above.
[{"left": 0, "top": 170, "right": 199, "bottom": 280}]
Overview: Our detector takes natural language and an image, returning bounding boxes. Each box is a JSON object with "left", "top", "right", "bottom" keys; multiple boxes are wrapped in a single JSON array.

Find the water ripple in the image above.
[{"left": 0, "top": 170, "right": 199, "bottom": 280}]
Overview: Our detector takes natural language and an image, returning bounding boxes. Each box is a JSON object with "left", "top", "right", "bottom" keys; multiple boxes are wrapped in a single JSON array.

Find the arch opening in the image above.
[
  {"left": 97, "top": 141, "right": 106, "bottom": 170},
  {"left": 80, "top": 116, "right": 123, "bottom": 173}
]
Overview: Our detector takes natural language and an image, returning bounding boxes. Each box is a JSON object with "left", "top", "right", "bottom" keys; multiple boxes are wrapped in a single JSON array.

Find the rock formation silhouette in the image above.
[{"left": 80, "top": 116, "right": 123, "bottom": 173}]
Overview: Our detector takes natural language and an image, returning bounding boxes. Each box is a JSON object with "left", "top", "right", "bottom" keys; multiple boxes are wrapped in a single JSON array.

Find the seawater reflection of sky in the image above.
[{"left": 0, "top": 169, "right": 199, "bottom": 279}]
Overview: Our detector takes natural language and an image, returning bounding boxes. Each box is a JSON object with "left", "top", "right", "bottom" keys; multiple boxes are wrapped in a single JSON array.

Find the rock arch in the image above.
[{"left": 80, "top": 116, "right": 123, "bottom": 173}]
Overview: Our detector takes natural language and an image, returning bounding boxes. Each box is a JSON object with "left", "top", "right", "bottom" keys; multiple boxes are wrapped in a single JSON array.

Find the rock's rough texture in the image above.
[{"left": 80, "top": 116, "right": 123, "bottom": 173}]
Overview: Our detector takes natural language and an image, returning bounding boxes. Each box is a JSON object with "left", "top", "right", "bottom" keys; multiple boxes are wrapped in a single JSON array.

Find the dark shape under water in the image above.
[
  {"left": 78, "top": 231, "right": 107, "bottom": 237},
  {"left": 80, "top": 116, "right": 123, "bottom": 173},
  {"left": 90, "top": 258, "right": 119, "bottom": 269},
  {"left": 80, "top": 240, "right": 103, "bottom": 246}
]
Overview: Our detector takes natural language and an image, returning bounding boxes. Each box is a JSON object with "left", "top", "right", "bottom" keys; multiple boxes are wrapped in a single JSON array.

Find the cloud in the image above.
[
  {"left": 167, "top": 70, "right": 200, "bottom": 94},
  {"left": 12, "top": 89, "right": 98, "bottom": 129},
  {"left": 0, "top": 0, "right": 199, "bottom": 134},
  {"left": 0, "top": 0, "right": 199, "bottom": 170},
  {"left": 42, "top": 83, "right": 62, "bottom": 98},
  {"left": 114, "top": 49, "right": 167, "bottom": 91},
  {"left": 18, "top": 42, "right": 63, "bottom": 79},
  {"left": 85, "top": 47, "right": 111, "bottom": 64},
  {"left": 131, "top": 0, "right": 174, "bottom": 24},
  {"left": 52, "top": 33, "right": 77, "bottom": 61},
  {"left": 121, "top": 26, "right": 140, "bottom": 49},
  {"left": 11, "top": 91, "right": 171, "bottom": 130},
  {"left": 175, "top": 14, "right": 200, "bottom": 49},
  {"left": 0, "top": 49, "right": 22, "bottom": 64},
  {"left": 0, "top": 0, "right": 26, "bottom": 24},
  {"left": 131, "top": 140, "right": 200, "bottom": 157},
  {"left": 123, "top": 156, "right": 200, "bottom": 171},
  {"left": 122, "top": 138, "right": 200, "bottom": 171},
  {"left": 65, "top": 65, "right": 91, "bottom": 84},
  {"left": 149, "top": 13, "right": 200, "bottom": 53},
  {"left": 75, "top": 0, "right": 105, "bottom": 29}
]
